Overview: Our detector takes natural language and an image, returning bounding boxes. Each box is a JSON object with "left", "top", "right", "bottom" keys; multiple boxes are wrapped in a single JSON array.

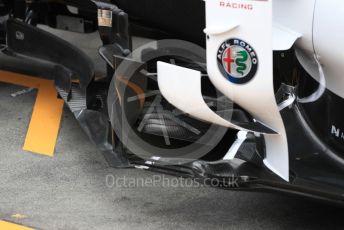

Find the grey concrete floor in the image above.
[{"left": 0, "top": 27, "right": 344, "bottom": 230}]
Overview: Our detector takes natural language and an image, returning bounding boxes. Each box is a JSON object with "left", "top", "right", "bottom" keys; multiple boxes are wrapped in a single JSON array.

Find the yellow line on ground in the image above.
[
  {"left": 0, "top": 71, "right": 64, "bottom": 157},
  {"left": 0, "top": 221, "right": 34, "bottom": 230}
]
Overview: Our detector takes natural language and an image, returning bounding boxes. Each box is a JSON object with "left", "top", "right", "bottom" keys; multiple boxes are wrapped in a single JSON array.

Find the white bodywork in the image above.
[
  {"left": 313, "top": 0, "right": 344, "bottom": 99},
  {"left": 204, "top": 0, "right": 289, "bottom": 181},
  {"left": 275, "top": 0, "right": 344, "bottom": 99},
  {"left": 157, "top": 62, "right": 239, "bottom": 130},
  {"left": 158, "top": 0, "right": 344, "bottom": 181}
]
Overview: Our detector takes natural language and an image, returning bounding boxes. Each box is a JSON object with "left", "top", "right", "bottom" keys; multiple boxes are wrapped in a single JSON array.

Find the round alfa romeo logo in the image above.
[{"left": 217, "top": 38, "right": 258, "bottom": 84}]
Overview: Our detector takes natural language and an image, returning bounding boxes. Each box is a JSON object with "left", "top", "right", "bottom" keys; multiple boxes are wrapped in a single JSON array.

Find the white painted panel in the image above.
[
  {"left": 205, "top": 0, "right": 289, "bottom": 181},
  {"left": 314, "top": 0, "right": 344, "bottom": 99},
  {"left": 157, "top": 62, "right": 240, "bottom": 129}
]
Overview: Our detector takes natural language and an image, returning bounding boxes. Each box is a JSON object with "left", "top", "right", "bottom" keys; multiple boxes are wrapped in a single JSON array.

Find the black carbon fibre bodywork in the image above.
[{"left": 5, "top": 19, "right": 94, "bottom": 90}]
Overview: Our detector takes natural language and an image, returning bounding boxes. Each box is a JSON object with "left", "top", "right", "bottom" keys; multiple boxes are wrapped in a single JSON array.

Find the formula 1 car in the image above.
[{"left": 1, "top": 0, "right": 344, "bottom": 204}]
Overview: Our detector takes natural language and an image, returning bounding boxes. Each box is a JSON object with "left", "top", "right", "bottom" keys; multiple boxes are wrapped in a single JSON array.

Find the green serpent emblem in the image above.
[{"left": 235, "top": 50, "right": 248, "bottom": 75}]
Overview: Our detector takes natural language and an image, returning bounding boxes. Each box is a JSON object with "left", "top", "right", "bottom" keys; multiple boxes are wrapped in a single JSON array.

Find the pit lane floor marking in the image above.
[
  {"left": 0, "top": 70, "right": 64, "bottom": 157},
  {"left": 0, "top": 221, "right": 34, "bottom": 230}
]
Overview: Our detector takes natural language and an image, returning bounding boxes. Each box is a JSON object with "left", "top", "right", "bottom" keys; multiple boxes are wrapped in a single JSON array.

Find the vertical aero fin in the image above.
[{"left": 204, "top": 0, "right": 289, "bottom": 181}]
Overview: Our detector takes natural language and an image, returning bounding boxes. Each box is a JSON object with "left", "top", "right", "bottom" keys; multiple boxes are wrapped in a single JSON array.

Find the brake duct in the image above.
[{"left": 158, "top": 0, "right": 300, "bottom": 181}]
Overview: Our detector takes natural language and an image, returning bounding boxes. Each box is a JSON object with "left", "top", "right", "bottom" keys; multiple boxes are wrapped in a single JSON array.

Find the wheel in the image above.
[{"left": 107, "top": 40, "right": 235, "bottom": 164}]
